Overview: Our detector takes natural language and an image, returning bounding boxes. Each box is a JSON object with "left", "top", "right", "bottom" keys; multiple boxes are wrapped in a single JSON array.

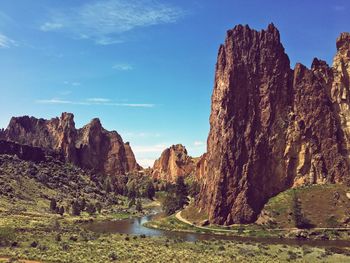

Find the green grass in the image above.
[
  {"left": 1, "top": 211, "right": 350, "bottom": 262},
  {"left": 261, "top": 184, "right": 350, "bottom": 229},
  {"left": 181, "top": 203, "right": 208, "bottom": 225}
]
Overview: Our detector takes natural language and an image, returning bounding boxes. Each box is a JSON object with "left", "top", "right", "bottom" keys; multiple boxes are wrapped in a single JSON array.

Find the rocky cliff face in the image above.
[
  {"left": 195, "top": 153, "right": 207, "bottom": 181},
  {"left": 152, "top": 144, "right": 196, "bottom": 182},
  {"left": 198, "top": 24, "right": 350, "bottom": 225},
  {"left": 0, "top": 113, "right": 140, "bottom": 176}
]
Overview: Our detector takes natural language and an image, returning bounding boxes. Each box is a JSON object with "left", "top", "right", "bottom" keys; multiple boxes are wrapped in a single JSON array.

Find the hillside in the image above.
[{"left": 0, "top": 154, "right": 104, "bottom": 213}]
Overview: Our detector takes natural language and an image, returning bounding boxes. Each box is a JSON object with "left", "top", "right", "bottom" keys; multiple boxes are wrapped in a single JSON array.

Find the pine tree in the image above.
[
  {"left": 50, "top": 199, "right": 57, "bottom": 212},
  {"left": 175, "top": 176, "right": 189, "bottom": 207},
  {"left": 104, "top": 177, "right": 112, "bottom": 193},
  {"left": 86, "top": 203, "right": 96, "bottom": 216},
  {"left": 59, "top": 206, "right": 65, "bottom": 216},
  {"left": 136, "top": 199, "right": 143, "bottom": 212},
  {"left": 292, "top": 190, "right": 312, "bottom": 229},
  {"left": 72, "top": 200, "right": 81, "bottom": 216},
  {"left": 146, "top": 182, "right": 155, "bottom": 200},
  {"left": 95, "top": 202, "right": 102, "bottom": 214}
]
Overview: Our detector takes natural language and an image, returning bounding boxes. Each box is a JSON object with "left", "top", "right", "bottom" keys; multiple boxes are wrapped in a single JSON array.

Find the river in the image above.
[{"left": 84, "top": 212, "right": 350, "bottom": 248}]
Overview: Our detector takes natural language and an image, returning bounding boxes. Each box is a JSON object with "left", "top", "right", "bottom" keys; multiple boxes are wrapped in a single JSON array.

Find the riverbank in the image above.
[
  {"left": 2, "top": 208, "right": 350, "bottom": 262},
  {"left": 144, "top": 209, "right": 350, "bottom": 244}
]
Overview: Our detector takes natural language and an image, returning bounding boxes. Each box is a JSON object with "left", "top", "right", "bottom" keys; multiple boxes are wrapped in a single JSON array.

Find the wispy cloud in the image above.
[
  {"left": 0, "top": 33, "right": 17, "bottom": 48},
  {"left": 113, "top": 63, "right": 133, "bottom": 71},
  {"left": 40, "top": 0, "right": 186, "bottom": 45},
  {"left": 35, "top": 98, "right": 155, "bottom": 108},
  {"left": 64, "top": 81, "right": 81, "bottom": 86},
  {"left": 193, "top": 141, "right": 205, "bottom": 147},
  {"left": 333, "top": 5, "right": 346, "bottom": 11},
  {"left": 87, "top": 98, "right": 111, "bottom": 103},
  {"left": 40, "top": 22, "right": 64, "bottom": 31},
  {"left": 123, "top": 132, "right": 161, "bottom": 138},
  {"left": 59, "top": 90, "right": 72, "bottom": 96}
]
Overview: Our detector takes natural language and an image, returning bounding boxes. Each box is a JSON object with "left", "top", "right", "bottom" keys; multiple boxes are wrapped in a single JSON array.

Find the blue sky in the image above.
[{"left": 0, "top": 0, "right": 349, "bottom": 167}]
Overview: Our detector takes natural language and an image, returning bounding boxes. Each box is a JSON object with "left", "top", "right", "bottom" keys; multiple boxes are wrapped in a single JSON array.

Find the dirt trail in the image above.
[{"left": 175, "top": 211, "right": 350, "bottom": 233}]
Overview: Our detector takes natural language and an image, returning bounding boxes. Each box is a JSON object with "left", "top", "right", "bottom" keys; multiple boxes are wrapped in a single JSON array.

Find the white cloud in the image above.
[
  {"left": 72, "top": 82, "right": 81, "bottom": 86},
  {"left": 193, "top": 141, "right": 204, "bottom": 147},
  {"left": 113, "top": 63, "right": 133, "bottom": 71},
  {"left": 63, "top": 81, "right": 81, "bottom": 86},
  {"left": 87, "top": 98, "right": 111, "bottom": 103},
  {"left": 0, "top": 33, "right": 17, "bottom": 48},
  {"left": 123, "top": 132, "right": 161, "bottom": 138},
  {"left": 36, "top": 98, "right": 74, "bottom": 104},
  {"left": 35, "top": 98, "right": 155, "bottom": 108},
  {"left": 40, "top": 22, "right": 63, "bottom": 31},
  {"left": 39, "top": 0, "right": 186, "bottom": 45}
]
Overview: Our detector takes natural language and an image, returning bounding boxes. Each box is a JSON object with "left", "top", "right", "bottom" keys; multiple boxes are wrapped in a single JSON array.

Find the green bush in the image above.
[{"left": 0, "top": 227, "right": 16, "bottom": 246}]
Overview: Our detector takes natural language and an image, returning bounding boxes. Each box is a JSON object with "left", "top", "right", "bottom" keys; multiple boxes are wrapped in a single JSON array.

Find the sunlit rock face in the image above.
[
  {"left": 198, "top": 24, "right": 350, "bottom": 225},
  {"left": 1, "top": 113, "right": 140, "bottom": 176},
  {"left": 331, "top": 33, "right": 350, "bottom": 162},
  {"left": 152, "top": 144, "right": 196, "bottom": 182}
]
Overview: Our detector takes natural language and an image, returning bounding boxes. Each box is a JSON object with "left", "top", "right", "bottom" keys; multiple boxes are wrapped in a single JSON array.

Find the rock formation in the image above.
[
  {"left": 0, "top": 113, "right": 140, "bottom": 176},
  {"left": 195, "top": 153, "right": 207, "bottom": 181},
  {"left": 198, "top": 24, "right": 350, "bottom": 225},
  {"left": 152, "top": 144, "right": 196, "bottom": 182}
]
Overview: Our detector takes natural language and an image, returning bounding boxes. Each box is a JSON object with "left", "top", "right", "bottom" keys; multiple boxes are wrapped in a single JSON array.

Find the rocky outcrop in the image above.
[
  {"left": 331, "top": 33, "right": 350, "bottom": 160},
  {"left": 195, "top": 153, "right": 207, "bottom": 181},
  {"left": 0, "top": 113, "right": 140, "bottom": 176},
  {"left": 198, "top": 24, "right": 350, "bottom": 225},
  {"left": 152, "top": 144, "right": 196, "bottom": 182}
]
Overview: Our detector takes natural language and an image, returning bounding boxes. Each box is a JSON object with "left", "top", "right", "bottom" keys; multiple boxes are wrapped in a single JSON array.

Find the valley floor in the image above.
[{"left": 1, "top": 210, "right": 350, "bottom": 263}]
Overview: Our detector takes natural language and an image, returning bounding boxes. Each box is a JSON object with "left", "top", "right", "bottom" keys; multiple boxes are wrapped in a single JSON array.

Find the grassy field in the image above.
[
  {"left": 2, "top": 211, "right": 350, "bottom": 262},
  {"left": 147, "top": 184, "right": 350, "bottom": 241},
  {"left": 261, "top": 184, "right": 350, "bottom": 228},
  {"left": 2, "top": 155, "right": 350, "bottom": 262}
]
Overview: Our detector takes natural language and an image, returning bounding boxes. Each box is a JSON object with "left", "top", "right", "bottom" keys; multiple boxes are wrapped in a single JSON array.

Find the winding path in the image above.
[{"left": 175, "top": 211, "right": 350, "bottom": 233}]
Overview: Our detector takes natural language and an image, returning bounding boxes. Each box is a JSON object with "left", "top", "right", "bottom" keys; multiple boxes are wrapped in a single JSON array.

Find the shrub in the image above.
[
  {"left": 136, "top": 199, "right": 143, "bottom": 212},
  {"left": 0, "top": 227, "right": 15, "bottom": 246},
  {"left": 30, "top": 241, "right": 38, "bottom": 248},
  {"left": 59, "top": 206, "right": 65, "bottom": 216},
  {"left": 50, "top": 198, "right": 57, "bottom": 212},
  {"left": 86, "top": 203, "right": 96, "bottom": 216},
  {"left": 69, "top": 235, "right": 78, "bottom": 242},
  {"left": 109, "top": 252, "right": 118, "bottom": 261},
  {"left": 55, "top": 234, "right": 62, "bottom": 242}
]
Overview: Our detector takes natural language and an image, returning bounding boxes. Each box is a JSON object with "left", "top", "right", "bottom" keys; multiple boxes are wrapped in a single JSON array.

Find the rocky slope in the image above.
[
  {"left": 152, "top": 144, "right": 196, "bottom": 182},
  {"left": 198, "top": 24, "right": 350, "bottom": 225},
  {"left": 0, "top": 113, "right": 140, "bottom": 176},
  {"left": 0, "top": 140, "right": 63, "bottom": 163}
]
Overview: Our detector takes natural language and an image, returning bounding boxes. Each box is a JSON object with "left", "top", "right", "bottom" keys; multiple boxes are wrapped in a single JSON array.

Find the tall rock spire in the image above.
[{"left": 198, "top": 24, "right": 349, "bottom": 225}]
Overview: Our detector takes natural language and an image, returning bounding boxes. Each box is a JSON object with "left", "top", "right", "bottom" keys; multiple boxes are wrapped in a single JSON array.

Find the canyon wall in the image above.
[
  {"left": 198, "top": 24, "right": 350, "bottom": 225},
  {"left": 0, "top": 113, "right": 140, "bottom": 176}
]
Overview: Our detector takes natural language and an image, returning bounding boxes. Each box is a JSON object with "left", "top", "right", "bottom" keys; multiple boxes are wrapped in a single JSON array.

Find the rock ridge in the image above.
[{"left": 0, "top": 113, "right": 140, "bottom": 176}]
